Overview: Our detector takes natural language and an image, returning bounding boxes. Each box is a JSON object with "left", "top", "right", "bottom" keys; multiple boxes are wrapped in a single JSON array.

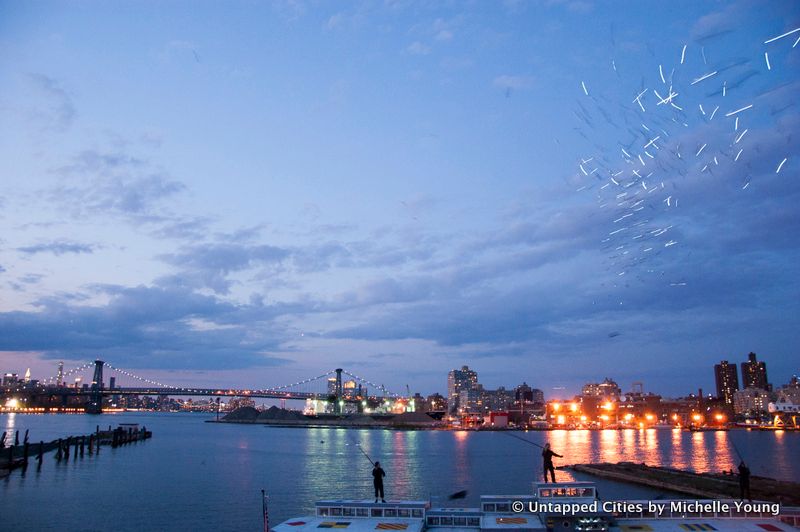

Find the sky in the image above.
[{"left": 0, "top": 0, "right": 798, "bottom": 399}]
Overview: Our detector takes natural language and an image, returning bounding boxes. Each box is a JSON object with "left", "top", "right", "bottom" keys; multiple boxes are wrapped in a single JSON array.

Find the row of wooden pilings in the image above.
[{"left": 1, "top": 425, "right": 152, "bottom": 475}]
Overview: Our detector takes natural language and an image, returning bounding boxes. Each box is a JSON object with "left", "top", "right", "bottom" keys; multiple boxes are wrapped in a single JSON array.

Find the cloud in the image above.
[
  {"left": 149, "top": 216, "right": 213, "bottom": 240},
  {"left": 27, "top": 73, "right": 76, "bottom": 131},
  {"left": 406, "top": 41, "right": 431, "bottom": 55},
  {"left": 19, "top": 274, "right": 44, "bottom": 284},
  {"left": 158, "top": 243, "right": 291, "bottom": 294},
  {"left": 690, "top": 1, "right": 742, "bottom": 41},
  {"left": 493, "top": 75, "right": 535, "bottom": 91},
  {"left": 0, "top": 284, "right": 294, "bottom": 370},
  {"left": 51, "top": 149, "right": 185, "bottom": 220},
  {"left": 17, "top": 240, "right": 97, "bottom": 256}
]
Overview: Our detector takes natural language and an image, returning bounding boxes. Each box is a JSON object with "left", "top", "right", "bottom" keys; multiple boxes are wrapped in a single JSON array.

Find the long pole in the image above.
[
  {"left": 262, "top": 490, "right": 269, "bottom": 532},
  {"left": 354, "top": 440, "right": 375, "bottom": 465},
  {"left": 729, "top": 439, "right": 744, "bottom": 462},
  {"left": 502, "top": 431, "right": 546, "bottom": 450},
  {"left": 347, "top": 432, "right": 376, "bottom": 465}
]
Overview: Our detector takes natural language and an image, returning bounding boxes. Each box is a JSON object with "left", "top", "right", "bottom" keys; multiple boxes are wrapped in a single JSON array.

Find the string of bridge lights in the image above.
[
  {"left": 341, "top": 370, "right": 398, "bottom": 398},
  {"left": 37, "top": 363, "right": 397, "bottom": 396},
  {"left": 105, "top": 363, "right": 181, "bottom": 390},
  {"left": 40, "top": 361, "right": 95, "bottom": 385},
  {"left": 262, "top": 370, "right": 337, "bottom": 391}
]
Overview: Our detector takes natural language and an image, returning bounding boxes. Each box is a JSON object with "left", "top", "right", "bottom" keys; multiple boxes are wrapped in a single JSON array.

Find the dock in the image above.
[
  {"left": 1, "top": 424, "right": 152, "bottom": 476},
  {"left": 568, "top": 462, "right": 800, "bottom": 506}
]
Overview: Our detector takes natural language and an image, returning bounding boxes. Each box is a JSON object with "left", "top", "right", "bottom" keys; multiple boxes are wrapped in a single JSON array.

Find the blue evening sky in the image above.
[{"left": 1, "top": 0, "right": 798, "bottom": 398}]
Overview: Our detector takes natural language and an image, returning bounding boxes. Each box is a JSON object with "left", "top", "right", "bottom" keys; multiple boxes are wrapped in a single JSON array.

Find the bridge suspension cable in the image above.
[
  {"left": 40, "top": 361, "right": 94, "bottom": 385},
  {"left": 263, "top": 370, "right": 337, "bottom": 392},
  {"left": 341, "top": 370, "right": 398, "bottom": 397},
  {"left": 105, "top": 362, "right": 181, "bottom": 390}
]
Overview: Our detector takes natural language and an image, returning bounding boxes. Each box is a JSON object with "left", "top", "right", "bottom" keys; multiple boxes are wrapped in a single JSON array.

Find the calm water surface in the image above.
[{"left": 2, "top": 412, "right": 798, "bottom": 531}]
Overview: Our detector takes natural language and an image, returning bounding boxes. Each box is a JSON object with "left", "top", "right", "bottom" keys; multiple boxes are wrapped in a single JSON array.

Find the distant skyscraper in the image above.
[
  {"left": 714, "top": 360, "right": 739, "bottom": 405},
  {"left": 741, "top": 352, "right": 769, "bottom": 390},
  {"left": 447, "top": 365, "right": 478, "bottom": 414}
]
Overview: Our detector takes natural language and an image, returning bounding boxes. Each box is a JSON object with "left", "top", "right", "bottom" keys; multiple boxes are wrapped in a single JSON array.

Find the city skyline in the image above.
[
  {"left": 2, "top": 350, "right": 795, "bottom": 402},
  {"left": 1, "top": 2, "right": 799, "bottom": 396}
]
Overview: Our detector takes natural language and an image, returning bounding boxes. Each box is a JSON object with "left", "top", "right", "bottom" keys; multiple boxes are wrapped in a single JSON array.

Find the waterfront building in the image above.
[
  {"left": 425, "top": 392, "right": 447, "bottom": 412},
  {"left": 620, "top": 383, "right": 662, "bottom": 421},
  {"left": 342, "top": 379, "right": 362, "bottom": 399},
  {"left": 768, "top": 376, "right": 800, "bottom": 414},
  {"left": 778, "top": 375, "right": 800, "bottom": 402},
  {"left": 458, "top": 387, "right": 483, "bottom": 414},
  {"left": 741, "top": 352, "right": 770, "bottom": 391},
  {"left": 714, "top": 360, "right": 739, "bottom": 406},
  {"left": 481, "top": 386, "right": 513, "bottom": 413},
  {"left": 447, "top": 365, "right": 478, "bottom": 414},
  {"left": 581, "top": 378, "right": 621, "bottom": 399},
  {"left": 768, "top": 395, "right": 799, "bottom": 414},
  {"left": 410, "top": 393, "right": 426, "bottom": 412},
  {"left": 732, "top": 387, "right": 771, "bottom": 415}
]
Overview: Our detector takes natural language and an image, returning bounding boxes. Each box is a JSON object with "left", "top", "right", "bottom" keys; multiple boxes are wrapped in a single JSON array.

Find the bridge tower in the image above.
[
  {"left": 86, "top": 359, "right": 105, "bottom": 414},
  {"left": 334, "top": 368, "right": 343, "bottom": 414}
]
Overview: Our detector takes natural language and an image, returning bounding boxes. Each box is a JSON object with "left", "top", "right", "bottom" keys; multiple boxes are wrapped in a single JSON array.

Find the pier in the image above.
[
  {"left": 568, "top": 462, "right": 800, "bottom": 506},
  {"left": 0, "top": 424, "right": 152, "bottom": 476}
]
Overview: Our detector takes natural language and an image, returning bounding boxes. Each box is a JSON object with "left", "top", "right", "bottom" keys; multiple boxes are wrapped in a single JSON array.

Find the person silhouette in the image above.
[
  {"left": 373, "top": 462, "right": 386, "bottom": 503},
  {"left": 542, "top": 443, "right": 563, "bottom": 483},
  {"left": 738, "top": 460, "right": 751, "bottom": 501}
]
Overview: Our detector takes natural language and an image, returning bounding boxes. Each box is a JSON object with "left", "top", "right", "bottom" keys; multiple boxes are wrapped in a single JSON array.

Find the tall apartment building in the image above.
[
  {"left": 741, "top": 352, "right": 769, "bottom": 391},
  {"left": 714, "top": 360, "right": 740, "bottom": 405},
  {"left": 447, "top": 365, "right": 478, "bottom": 414}
]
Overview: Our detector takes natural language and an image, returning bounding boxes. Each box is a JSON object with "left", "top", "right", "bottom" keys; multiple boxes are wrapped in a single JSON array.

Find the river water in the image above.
[{"left": 1, "top": 412, "right": 798, "bottom": 531}]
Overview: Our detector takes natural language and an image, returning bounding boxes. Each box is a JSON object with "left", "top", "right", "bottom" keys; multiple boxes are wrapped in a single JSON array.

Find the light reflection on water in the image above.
[{"left": 1, "top": 413, "right": 797, "bottom": 532}]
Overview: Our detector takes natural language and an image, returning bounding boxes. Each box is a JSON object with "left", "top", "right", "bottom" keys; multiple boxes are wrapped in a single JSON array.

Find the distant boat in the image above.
[{"left": 685, "top": 424, "right": 728, "bottom": 432}]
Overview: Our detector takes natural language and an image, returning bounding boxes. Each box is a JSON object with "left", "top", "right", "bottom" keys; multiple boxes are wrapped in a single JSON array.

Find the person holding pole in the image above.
[
  {"left": 738, "top": 461, "right": 751, "bottom": 501},
  {"left": 373, "top": 461, "right": 386, "bottom": 503},
  {"left": 542, "top": 443, "right": 563, "bottom": 483}
]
